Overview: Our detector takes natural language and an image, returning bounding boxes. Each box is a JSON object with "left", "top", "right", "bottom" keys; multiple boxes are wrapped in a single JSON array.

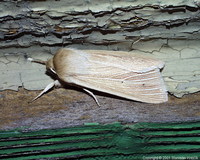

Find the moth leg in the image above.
[
  {"left": 50, "top": 68, "right": 57, "bottom": 74},
  {"left": 30, "top": 80, "right": 61, "bottom": 102},
  {"left": 83, "top": 88, "right": 100, "bottom": 106}
]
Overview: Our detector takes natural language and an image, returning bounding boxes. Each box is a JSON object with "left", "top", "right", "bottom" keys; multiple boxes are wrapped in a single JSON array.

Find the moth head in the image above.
[
  {"left": 46, "top": 58, "right": 54, "bottom": 69},
  {"left": 46, "top": 58, "right": 56, "bottom": 74}
]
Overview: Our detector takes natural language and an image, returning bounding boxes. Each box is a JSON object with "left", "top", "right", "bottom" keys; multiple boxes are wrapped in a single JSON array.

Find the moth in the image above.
[{"left": 28, "top": 48, "right": 168, "bottom": 105}]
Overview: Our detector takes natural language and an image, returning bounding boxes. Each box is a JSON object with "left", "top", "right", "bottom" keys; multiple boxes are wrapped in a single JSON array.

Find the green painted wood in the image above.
[{"left": 0, "top": 122, "right": 200, "bottom": 160}]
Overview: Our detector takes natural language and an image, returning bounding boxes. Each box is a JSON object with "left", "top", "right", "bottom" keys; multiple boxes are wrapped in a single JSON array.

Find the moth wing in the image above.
[
  {"left": 71, "top": 68, "right": 167, "bottom": 103},
  {"left": 56, "top": 49, "right": 168, "bottom": 103},
  {"left": 86, "top": 50, "right": 165, "bottom": 72}
]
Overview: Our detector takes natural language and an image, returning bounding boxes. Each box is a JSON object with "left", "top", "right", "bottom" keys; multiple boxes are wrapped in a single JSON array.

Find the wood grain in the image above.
[{"left": 1, "top": 88, "right": 200, "bottom": 130}]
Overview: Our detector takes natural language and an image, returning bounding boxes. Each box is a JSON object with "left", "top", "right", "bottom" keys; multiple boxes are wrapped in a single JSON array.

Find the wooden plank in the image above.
[
  {"left": 0, "top": 122, "right": 200, "bottom": 160},
  {"left": 1, "top": 88, "right": 200, "bottom": 130}
]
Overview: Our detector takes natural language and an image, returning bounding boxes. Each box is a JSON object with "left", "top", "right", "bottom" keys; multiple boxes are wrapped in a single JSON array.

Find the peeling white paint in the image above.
[{"left": 0, "top": 0, "right": 199, "bottom": 98}]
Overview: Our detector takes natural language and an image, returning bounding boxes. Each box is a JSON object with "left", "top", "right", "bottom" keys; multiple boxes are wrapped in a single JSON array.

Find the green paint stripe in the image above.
[
  {"left": 132, "top": 121, "right": 200, "bottom": 130},
  {"left": 0, "top": 138, "right": 115, "bottom": 154},
  {"left": 1, "top": 122, "right": 200, "bottom": 159},
  {"left": 2, "top": 147, "right": 119, "bottom": 160},
  {"left": 3, "top": 138, "right": 200, "bottom": 155},
  {"left": 0, "top": 123, "right": 122, "bottom": 139},
  {"left": 140, "top": 129, "right": 200, "bottom": 136},
  {"left": 0, "top": 133, "right": 114, "bottom": 147},
  {"left": 82, "top": 152, "right": 200, "bottom": 160},
  {"left": 142, "top": 144, "right": 200, "bottom": 153},
  {"left": 4, "top": 151, "right": 200, "bottom": 160},
  {"left": 3, "top": 142, "right": 198, "bottom": 155},
  {"left": 149, "top": 136, "right": 200, "bottom": 143}
]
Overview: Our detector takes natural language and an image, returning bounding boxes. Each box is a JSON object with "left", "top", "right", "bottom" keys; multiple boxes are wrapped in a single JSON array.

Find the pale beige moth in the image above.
[{"left": 28, "top": 48, "right": 168, "bottom": 105}]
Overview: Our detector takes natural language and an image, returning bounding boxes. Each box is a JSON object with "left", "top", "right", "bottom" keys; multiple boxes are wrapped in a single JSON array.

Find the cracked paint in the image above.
[
  {"left": 0, "top": 0, "right": 199, "bottom": 98},
  {"left": 0, "top": 39, "right": 200, "bottom": 97},
  {"left": 0, "top": 52, "right": 52, "bottom": 91},
  {"left": 132, "top": 39, "right": 200, "bottom": 97}
]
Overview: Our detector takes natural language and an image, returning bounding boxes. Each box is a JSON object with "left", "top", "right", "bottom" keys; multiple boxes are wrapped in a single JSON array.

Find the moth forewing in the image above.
[
  {"left": 53, "top": 48, "right": 168, "bottom": 104},
  {"left": 86, "top": 50, "right": 165, "bottom": 72}
]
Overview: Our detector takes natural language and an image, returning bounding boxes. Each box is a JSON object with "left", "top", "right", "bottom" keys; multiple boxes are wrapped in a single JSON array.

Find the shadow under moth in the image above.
[{"left": 28, "top": 48, "right": 168, "bottom": 105}]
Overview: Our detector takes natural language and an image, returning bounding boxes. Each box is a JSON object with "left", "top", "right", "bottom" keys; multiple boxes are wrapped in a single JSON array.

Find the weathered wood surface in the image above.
[
  {"left": 1, "top": 88, "right": 200, "bottom": 130},
  {"left": 0, "top": 0, "right": 200, "bottom": 130}
]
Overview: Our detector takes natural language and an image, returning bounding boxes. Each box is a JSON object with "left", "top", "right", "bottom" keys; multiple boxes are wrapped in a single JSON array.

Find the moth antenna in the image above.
[
  {"left": 83, "top": 88, "right": 100, "bottom": 106},
  {"left": 30, "top": 81, "right": 57, "bottom": 103},
  {"left": 27, "top": 58, "right": 46, "bottom": 65}
]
